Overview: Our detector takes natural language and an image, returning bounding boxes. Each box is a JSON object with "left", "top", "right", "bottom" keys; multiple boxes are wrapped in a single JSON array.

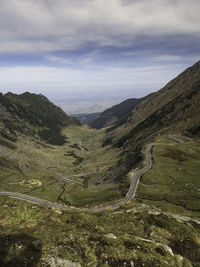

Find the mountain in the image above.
[
  {"left": 86, "top": 98, "right": 144, "bottom": 129},
  {"left": 1, "top": 62, "right": 200, "bottom": 266},
  {"left": 102, "top": 60, "right": 200, "bottom": 181},
  {"left": 71, "top": 112, "right": 100, "bottom": 125},
  {"left": 105, "top": 61, "right": 200, "bottom": 145},
  {"left": 0, "top": 92, "right": 80, "bottom": 146}
]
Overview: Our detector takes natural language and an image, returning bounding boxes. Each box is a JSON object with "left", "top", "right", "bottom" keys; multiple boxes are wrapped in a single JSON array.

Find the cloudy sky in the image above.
[{"left": 0, "top": 0, "right": 199, "bottom": 113}]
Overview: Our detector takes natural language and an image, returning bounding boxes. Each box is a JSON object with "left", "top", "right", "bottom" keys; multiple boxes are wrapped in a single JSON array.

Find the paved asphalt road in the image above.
[{"left": 0, "top": 144, "right": 154, "bottom": 212}]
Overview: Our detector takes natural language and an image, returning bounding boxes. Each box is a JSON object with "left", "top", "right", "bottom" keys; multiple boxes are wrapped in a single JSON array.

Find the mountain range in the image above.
[
  {"left": 0, "top": 60, "right": 200, "bottom": 266},
  {"left": 73, "top": 97, "right": 145, "bottom": 129}
]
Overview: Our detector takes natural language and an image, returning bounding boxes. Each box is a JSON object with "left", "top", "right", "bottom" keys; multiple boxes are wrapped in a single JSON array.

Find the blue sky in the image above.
[{"left": 0, "top": 0, "right": 199, "bottom": 113}]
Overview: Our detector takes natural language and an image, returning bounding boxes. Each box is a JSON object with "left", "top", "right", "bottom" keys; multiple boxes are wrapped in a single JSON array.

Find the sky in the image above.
[{"left": 0, "top": 0, "right": 199, "bottom": 113}]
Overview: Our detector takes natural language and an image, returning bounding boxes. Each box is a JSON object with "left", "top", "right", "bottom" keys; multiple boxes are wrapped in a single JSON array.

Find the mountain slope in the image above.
[
  {"left": 105, "top": 61, "right": 200, "bottom": 147},
  {"left": 87, "top": 98, "right": 143, "bottom": 129},
  {"left": 0, "top": 92, "right": 80, "bottom": 145},
  {"left": 101, "top": 60, "right": 200, "bottom": 183},
  {"left": 71, "top": 112, "right": 100, "bottom": 125}
]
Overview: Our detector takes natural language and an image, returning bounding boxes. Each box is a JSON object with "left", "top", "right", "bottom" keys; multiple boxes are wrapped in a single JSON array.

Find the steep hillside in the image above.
[
  {"left": 102, "top": 60, "right": 200, "bottom": 182},
  {"left": 88, "top": 98, "right": 143, "bottom": 129},
  {"left": 0, "top": 92, "right": 80, "bottom": 145},
  {"left": 105, "top": 61, "right": 200, "bottom": 145},
  {"left": 71, "top": 112, "right": 100, "bottom": 125}
]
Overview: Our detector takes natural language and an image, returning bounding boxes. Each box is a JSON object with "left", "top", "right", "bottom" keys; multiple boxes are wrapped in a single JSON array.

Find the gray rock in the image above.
[
  {"left": 48, "top": 257, "right": 81, "bottom": 267},
  {"left": 105, "top": 233, "right": 117, "bottom": 239}
]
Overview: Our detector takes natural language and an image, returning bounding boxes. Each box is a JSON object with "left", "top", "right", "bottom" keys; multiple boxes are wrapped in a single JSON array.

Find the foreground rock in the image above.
[{"left": 48, "top": 257, "right": 81, "bottom": 267}]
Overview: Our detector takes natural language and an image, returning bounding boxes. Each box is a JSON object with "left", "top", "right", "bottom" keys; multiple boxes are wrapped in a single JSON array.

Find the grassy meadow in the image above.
[
  {"left": 0, "top": 125, "right": 123, "bottom": 208},
  {"left": 1, "top": 128, "right": 200, "bottom": 266},
  {"left": 0, "top": 196, "right": 199, "bottom": 266},
  {"left": 136, "top": 135, "right": 200, "bottom": 218}
]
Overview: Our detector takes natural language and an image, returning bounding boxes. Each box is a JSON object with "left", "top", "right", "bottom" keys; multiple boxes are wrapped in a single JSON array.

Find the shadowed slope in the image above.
[
  {"left": 101, "top": 60, "right": 200, "bottom": 183},
  {"left": 105, "top": 60, "right": 200, "bottom": 147},
  {"left": 0, "top": 92, "right": 80, "bottom": 145},
  {"left": 89, "top": 98, "right": 144, "bottom": 129}
]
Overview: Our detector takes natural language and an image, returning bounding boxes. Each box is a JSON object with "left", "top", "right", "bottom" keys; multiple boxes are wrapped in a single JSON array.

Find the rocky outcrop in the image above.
[{"left": 48, "top": 257, "right": 81, "bottom": 267}]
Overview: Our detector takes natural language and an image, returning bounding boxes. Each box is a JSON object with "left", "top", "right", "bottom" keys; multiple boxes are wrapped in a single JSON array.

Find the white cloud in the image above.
[
  {"left": 46, "top": 55, "right": 74, "bottom": 64},
  {"left": 152, "top": 55, "right": 183, "bottom": 62},
  {"left": 0, "top": 63, "right": 186, "bottom": 95},
  {"left": 0, "top": 62, "right": 192, "bottom": 113},
  {"left": 0, "top": 0, "right": 199, "bottom": 54},
  {"left": 152, "top": 55, "right": 200, "bottom": 63},
  {"left": 0, "top": 1, "right": 199, "bottom": 113}
]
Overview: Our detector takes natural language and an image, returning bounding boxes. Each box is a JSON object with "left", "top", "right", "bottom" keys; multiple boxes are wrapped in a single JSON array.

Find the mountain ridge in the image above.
[
  {"left": 0, "top": 91, "right": 80, "bottom": 146},
  {"left": 105, "top": 60, "right": 200, "bottom": 147},
  {"left": 89, "top": 98, "right": 144, "bottom": 129},
  {"left": 71, "top": 112, "right": 100, "bottom": 125},
  {"left": 100, "top": 60, "right": 200, "bottom": 184},
  {"left": 73, "top": 97, "right": 145, "bottom": 129}
]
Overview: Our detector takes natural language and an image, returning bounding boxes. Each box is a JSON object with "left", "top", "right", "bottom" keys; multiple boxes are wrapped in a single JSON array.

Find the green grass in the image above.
[
  {"left": 136, "top": 136, "right": 200, "bottom": 217},
  {"left": 0, "top": 125, "right": 122, "bottom": 208},
  {"left": 0, "top": 197, "right": 199, "bottom": 266},
  {"left": 1, "top": 131, "right": 200, "bottom": 266},
  {"left": 56, "top": 183, "right": 124, "bottom": 207}
]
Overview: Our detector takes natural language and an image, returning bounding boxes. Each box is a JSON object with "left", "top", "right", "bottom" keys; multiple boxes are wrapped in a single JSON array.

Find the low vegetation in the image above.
[
  {"left": 136, "top": 135, "right": 200, "bottom": 218},
  {"left": 0, "top": 198, "right": 199, "bottom": 266},
  {"left": 0, "top": 125, "right": 123, "bottom": 208},
  {"left": 1, "top": 130, "right": 200, "bottom": 266}
]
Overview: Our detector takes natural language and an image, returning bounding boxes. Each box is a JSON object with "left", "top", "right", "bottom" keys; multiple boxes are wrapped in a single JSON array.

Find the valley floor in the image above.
[
  {"left": 0, "top": 125, "right": 123, "bottom": 208},
  {"left": 0, "top": 128, "right": 200, "bottom": 266}
]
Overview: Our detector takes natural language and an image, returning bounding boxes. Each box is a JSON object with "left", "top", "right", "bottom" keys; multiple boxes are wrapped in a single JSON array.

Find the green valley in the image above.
[
  {"left": 0, "top": 61, "right": 200, "bottom": 266},
  {"left": 0, "top": 125, "right": 123, "bottom": 208}
]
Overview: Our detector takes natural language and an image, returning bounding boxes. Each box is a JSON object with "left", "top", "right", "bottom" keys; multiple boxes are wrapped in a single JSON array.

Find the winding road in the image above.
[{"left": 0, "top": 144, "right": 154, "bottom": 212}]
